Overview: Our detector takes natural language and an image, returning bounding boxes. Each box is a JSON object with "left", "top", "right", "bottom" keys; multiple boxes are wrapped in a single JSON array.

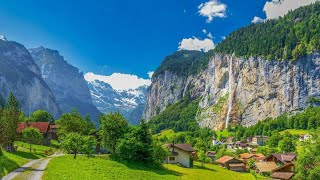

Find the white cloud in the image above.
[
  {"left": 263, "top": 0, "right": 318, "bottom": 19},
  {"left": 202, "top": 29, "right": 214, "bottom": 39},
  {"left": 202, "top": 29, "right": 207, "bottom": 34},
  {"left": 251, "top": 16, "right": 264, "bottom": 23},
  {"left": 178, "top": 37, "right": 215, "bottom": 52},
  {"left": 207, "top": 32, "right": 214, "bottom": 39},
  {"left": 84, "top": 72, "right": 151, "bottom": 91},
  {"left": 147, "top": 71, "right": 154, "bottom": 79},
  {"left": 198, "top": 0, "right": 227, "bottom": 23},
  {"left": 221, "top": 36, "right": 226, "bottom": 40}
]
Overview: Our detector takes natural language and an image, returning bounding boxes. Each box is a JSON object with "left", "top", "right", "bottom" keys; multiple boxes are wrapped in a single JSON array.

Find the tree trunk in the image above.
[{"left": 74, "top": 153, "right": 77, "bottom": 159}]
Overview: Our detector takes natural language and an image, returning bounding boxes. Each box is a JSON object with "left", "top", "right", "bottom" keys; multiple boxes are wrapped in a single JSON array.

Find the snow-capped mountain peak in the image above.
[
  {"left": 0, "top": 35, "right": 8, "bottom": 41},
  {"left": 86, "top": 79, "right": 148, "bottom": 125}
]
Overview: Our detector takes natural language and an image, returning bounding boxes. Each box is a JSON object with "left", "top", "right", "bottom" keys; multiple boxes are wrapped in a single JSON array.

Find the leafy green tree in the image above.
[
  {"left": 57, "top": 110, "right": 95, "bottom": 138},
  {"left": 82, "top": 136, "right": 96, "bottom": 158},
  {"left": 61, "top": 133, "right": 84, "bottom": 159},
  {"left": 267, "top": 133, "right": 282, "bottom": 147},
  {"left": 247, "top": 158, "right": 256, "bottom": 169},
  {"left": 0, "top": 93, "right": 20, "bottom": 152},
  {"left": 99, "top": 112, "right": 128, "bottom": 154},
  {"left": 22, "top": 127, "right": 43, "bottom": 152},
  {"left": 279, "top": 137, "right": 296, "bottom": 153},
  {"left": 29, "top": 110, "right": 54, "bottom": 122},
  {"left": 117, "top": 120, "right": 166, "bottom": 164}
]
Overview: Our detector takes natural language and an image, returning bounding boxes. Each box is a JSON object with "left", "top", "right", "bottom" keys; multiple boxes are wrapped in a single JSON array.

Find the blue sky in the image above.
[{"left": 0, "top": 0, "right": 315, "bottom": 79}]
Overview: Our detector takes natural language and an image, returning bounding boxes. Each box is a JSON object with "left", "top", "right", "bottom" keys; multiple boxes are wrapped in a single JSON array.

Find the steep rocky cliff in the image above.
[
  {"left": 144, "top": 3, "right": 320, "bottom": 130},
  {"left": 0, "top": 38, "right": 60, "bottom": 117},
  {"left": 29, "top": 47, "right": 101, "bottom": 123},
  {"left": 143, "top": 52, "right": 320, "bottom": 130}
]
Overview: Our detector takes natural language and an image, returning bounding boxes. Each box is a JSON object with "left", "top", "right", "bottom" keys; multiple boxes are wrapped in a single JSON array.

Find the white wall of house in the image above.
[{"left": 167, "top": 147, "right": 191, "bottom": 168}]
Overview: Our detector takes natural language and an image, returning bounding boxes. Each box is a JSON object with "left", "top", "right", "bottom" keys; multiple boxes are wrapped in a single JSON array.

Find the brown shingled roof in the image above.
[
  {"left": 239, "top": 153, "right": 257, "bottom": 159},
  {"left": 216, "top": 156, "right": 234, "bottom": 164},
  {"left": 255, "top": 161, "right": 278, "bottom": 173},
  {"left": 271, "top": 172, "right": 294, "bottom": 180},
  {"left": 174, "top": 144, "right": 194, "bottom": 152},
  {"left": 165, "top": 143, "right": 194, "bottom": 152},
  {"left": 271, "top": 153, "right": 297, "bottom": 164}
]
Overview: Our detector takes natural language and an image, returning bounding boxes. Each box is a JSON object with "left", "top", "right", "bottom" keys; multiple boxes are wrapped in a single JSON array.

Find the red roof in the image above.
[
  {"left": 216, "top": 156, "right": 235, "bottom": 164},
  {"left": 17, "top": 122, "right": 50, "bottom": 133}
]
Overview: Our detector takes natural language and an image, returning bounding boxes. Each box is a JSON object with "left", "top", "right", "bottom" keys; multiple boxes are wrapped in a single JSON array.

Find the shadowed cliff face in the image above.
[
  {"left": 143, "top": 53, "right": 320, "bottom": 130},
  {"left": 29, "top": 47, "right": 101, "bottom": 124},
  {"left": 0, "top": 40, "right": 60, "bottom": 117}
]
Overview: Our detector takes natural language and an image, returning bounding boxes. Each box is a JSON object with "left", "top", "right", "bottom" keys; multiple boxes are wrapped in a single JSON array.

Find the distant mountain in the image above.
[
  {"left": 0, "top": 37, "right": 60, "bottom": 117},
  {"left": 29, "top": 47, "right": 101, "bottom": 124},
  {"left": 86, "top": 79, "right": 147, "bottom": 125}
]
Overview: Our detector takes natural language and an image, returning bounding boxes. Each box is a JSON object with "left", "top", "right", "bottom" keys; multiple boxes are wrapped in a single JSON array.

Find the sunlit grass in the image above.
[{"left": 43, "top": 155, "right": 254, "bottom": 180}]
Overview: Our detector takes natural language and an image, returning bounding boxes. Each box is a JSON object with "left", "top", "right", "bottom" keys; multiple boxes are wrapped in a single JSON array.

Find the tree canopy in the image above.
[
  {"left": 29, "top": 110, "right": 54, "bottom": 122},
  {"left": 215, "top": 2, "right": 320, "bottom": 61}
]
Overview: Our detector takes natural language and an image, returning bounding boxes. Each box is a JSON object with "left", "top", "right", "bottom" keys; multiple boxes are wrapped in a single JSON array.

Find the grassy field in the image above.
[
  {"left": 279, "top": 129, "right": 309, "bottom": 135},
  {"left": 153, "top": 129, "right": 187, "bottom": 140},
  {"left": 43, "top": 155, "right": 254, "bottom": 180},
  {"left": 14, "top": 141, "right": 56, "bottom": 158},
  {"left": 216, "top": 129, "right": 233, "bottom": 140},
  {"left": 0, "top": 150, "right": 29, "bottom": 177},
  {"left": 0, "top": 141, "right": 56, "bottom": 177}
]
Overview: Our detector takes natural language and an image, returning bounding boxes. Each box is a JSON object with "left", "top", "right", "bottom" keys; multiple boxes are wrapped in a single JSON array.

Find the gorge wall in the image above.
[
  {"left": 143, "top": 53, "right": 320, "bottom": 130},
  {"left": 0, "top": 39, "right": 60, "bottom": 117}
]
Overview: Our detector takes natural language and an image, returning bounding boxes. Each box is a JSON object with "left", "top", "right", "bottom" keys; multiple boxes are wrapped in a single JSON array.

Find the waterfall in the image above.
[{"left": 225, "top": 56, "right": 233, "bottom": 129}]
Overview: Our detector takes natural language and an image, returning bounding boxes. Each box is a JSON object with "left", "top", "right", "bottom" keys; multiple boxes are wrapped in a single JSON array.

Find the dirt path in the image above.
[{"left": 1, "top": 151, "right": 62, "bottom": 180}]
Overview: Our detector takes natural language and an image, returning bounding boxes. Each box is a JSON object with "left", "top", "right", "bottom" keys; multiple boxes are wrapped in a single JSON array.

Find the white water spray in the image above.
[{"left": 225, "top": 56, "right": 233, "bottom": 129}]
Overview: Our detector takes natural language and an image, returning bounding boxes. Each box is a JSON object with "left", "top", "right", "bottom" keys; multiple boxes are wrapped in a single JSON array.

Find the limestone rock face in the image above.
[
  {"left": 143, "top": 53, "right": 320, "bottom": 130},
  {"left": 0, "top": 40, "right": 60, "bottom": 117}
]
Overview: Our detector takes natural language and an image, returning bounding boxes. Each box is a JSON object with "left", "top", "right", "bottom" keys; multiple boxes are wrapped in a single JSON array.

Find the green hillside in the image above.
[{"left": 215, "top": 2, "right": 320, "bottom": 61}]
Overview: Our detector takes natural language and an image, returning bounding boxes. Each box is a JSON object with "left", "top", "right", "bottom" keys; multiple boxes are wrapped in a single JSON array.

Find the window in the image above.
[{"left": 169, "top": 157, "right": 175, "bottom": 161}]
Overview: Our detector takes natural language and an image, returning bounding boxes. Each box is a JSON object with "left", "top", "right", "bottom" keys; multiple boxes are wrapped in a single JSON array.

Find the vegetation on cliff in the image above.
[
  {"left": 148, "top": 95, "right": 200, "bottom": 133},
  {"left": 215, "top": 2, "right": 320, "bottom": 61},
  {"left": 153, "top": 50, "right": 213, "bottom": 78}
]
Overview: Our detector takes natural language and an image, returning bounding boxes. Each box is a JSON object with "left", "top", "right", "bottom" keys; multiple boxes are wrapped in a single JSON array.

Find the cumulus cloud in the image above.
[
  {"left": 147, "top": 71, "right": 154, "bottom": 79},
  {"left": 251, "top": 16, "right": 264, "bottom": 23},
  {"left": 263, "top": 0, "right": 318, "bottom": 19},
  {"left": 178, "top": 37, "right": 215, "bottom": 52},
  {"left": 198, "top": 0, "right": 227, "bottom": 23},
  {"left": 84, "top": 72, "right": 151, "bottom": 91}
]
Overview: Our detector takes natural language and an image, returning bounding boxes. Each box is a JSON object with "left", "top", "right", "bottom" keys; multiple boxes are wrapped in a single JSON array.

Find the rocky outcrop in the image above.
[
  {"left": 143, "top": 53, "right": 320, "bottom": 130},
  {"left": 0, "top": 39, "right": 60, "bottom": 117},
  {"left": 29, "top": 47, "right": 101, "bottom": 124}
]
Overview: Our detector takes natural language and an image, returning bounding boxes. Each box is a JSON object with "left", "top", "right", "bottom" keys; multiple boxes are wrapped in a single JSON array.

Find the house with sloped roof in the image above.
[
  {"left": 216, "top": 156, "right": 245, "bottom": 172},
  {"left": 238, "top": 153, "right": 265, "bottom": 162},
  {"left": 254, "top": 161, "right": 278, "bottom": 175},
  {"left": 17, "top": 122, "right": 57, "bottom": 145},
  {"left": 265, "top": 153, "right": 297, "bottom": 166},
  {"left": 165, "top": 143, "right": 195, "bottom": 168},
  {"left": 271, "top": 163, "right": 295, "bottom": 180}
]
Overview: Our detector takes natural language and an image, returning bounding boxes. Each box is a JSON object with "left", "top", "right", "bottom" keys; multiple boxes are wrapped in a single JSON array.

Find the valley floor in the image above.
[{"left": 43, "top": 155, "right": 255, "bottom": 180}]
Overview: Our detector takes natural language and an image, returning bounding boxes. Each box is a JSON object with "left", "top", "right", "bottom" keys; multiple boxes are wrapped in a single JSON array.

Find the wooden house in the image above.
[{"left": 216, "top": 156, "right": 245, "bottom": 172}]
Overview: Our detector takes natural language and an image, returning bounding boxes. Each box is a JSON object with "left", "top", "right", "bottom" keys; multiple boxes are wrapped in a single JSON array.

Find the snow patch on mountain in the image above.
[{"left": 85, "top": 73, "right": 149, "bottom": 125}]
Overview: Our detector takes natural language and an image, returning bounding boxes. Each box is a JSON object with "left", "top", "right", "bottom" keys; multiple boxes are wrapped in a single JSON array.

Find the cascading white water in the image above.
[{"left": 225, "top": 56, "right": 233, "bottom": 129}]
